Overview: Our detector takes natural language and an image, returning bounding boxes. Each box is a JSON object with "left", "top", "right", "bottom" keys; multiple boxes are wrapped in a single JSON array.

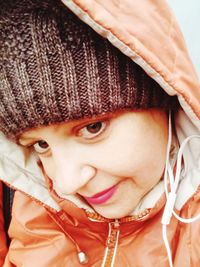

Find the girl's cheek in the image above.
[{"left": 40, "top": 157, "right": 56, "bottom": 179}]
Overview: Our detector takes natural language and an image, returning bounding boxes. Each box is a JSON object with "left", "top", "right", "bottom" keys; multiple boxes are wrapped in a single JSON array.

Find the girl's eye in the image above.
[
  {"left": 78, "top": 121, "right": 107, "bottom": 139},
  {"left": 33, "top": 140, "right": 49, "bottom": 154}
]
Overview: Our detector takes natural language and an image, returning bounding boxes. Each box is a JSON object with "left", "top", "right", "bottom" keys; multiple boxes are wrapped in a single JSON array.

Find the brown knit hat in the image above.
[{"left": 0, "top": 0, "right": 178, "bottom": 140}]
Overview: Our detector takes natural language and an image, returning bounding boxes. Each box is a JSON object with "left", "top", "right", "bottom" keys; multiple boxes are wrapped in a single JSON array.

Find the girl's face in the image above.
[{"left": 19, "top": 109, "right": 168, "bottom": 219}]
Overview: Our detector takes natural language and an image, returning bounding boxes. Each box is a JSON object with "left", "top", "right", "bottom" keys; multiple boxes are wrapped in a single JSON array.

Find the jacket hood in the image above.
[
  {"left": 0, "top": 0, "right": 200, "bottom": 216},
  {"left": 61, "top": 0, "right": 200, "bottom": 122}
]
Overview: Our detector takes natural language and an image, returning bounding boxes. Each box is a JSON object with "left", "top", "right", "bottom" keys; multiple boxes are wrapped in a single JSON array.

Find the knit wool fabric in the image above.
[{"left": 0, "top": 0, "right": 178, "bottom": 140}]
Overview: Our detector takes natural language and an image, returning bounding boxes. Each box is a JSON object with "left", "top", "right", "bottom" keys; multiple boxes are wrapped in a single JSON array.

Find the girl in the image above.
[{"left": 0, "top": 0, "right": 200, "bottom": 266}]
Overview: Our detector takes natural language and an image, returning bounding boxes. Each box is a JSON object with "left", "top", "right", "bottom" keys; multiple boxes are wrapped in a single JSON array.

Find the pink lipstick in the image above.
[{"left": 84, "top": 184, "right": 118, "bottom": 205}]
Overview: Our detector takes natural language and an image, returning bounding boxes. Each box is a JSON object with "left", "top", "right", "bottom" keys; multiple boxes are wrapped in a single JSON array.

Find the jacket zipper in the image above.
[
  {"left": 101, "top": 219, "right": 120, "bottom": 267},
  {"left": 85, "top": 210, "right": 151, "bottom": 266}
]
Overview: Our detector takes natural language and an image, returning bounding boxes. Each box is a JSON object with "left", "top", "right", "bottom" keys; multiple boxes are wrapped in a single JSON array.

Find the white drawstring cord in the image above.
[
  {"left": 162, "top": 224, "right": 173, "bottom": 267},
  {"left": 163, "top": 111, "right": 173, "bottom": 198},
  {"left": 161, "top": 112, "right": 175, "bottom": 267},
  {"left": 162, "top": 112, "right": 200, "bottom": 267}
]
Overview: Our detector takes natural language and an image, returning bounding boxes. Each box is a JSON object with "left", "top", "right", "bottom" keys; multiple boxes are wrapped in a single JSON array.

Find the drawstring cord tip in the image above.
[{"left": 78, "top": 252, "right": 89, "bottom": 265}]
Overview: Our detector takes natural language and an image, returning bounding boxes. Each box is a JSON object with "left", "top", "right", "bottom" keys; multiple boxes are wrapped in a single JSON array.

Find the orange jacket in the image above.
[
  {"left": 1, "top": 0, "right": 200, "bottom": 266},
  {"left": 0, "top": 183, "right": 7, "bottom": 266},
  {"left": 2, "top": 185, "right": 200, "bottom": 267}
]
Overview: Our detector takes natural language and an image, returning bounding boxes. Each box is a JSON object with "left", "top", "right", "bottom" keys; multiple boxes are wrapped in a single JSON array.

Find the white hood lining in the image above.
[{"left": 0, "top": 133, "right": 60, "bottom": 211}]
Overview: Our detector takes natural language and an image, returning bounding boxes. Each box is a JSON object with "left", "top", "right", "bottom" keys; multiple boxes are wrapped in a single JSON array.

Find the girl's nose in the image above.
[{"left": 53, "top": 149, "right": 96, "bottom": 195}]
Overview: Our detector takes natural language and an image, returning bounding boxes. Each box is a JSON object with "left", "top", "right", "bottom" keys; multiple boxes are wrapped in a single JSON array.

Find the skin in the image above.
[{"left": 19, "top": 109, "right": 169, "bottom": 219}]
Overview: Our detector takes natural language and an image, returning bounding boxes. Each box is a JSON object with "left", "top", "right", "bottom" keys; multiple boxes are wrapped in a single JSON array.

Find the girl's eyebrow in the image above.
[
  {"left": 72, "top": 113, "right": 114, "bottom": 125},
  {"left": 80, "top": 112, "right": 121, "bottom": 125},
  {"left": 18, "top": 136, "right": 39, "bottom": 145}
]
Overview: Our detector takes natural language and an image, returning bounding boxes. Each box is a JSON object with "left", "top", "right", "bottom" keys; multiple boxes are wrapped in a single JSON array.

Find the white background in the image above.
[{"left": 168, "top": 0, "right": 200, "bottom": 79}]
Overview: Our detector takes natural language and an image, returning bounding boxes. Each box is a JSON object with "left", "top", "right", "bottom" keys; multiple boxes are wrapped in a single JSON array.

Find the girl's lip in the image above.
[{"left": 83, "top": 184, "right": 118, "bottom": 205}]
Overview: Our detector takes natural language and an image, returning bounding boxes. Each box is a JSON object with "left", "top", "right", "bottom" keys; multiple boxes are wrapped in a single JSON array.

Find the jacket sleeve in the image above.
[
  {"left": 173, "top": 188, "right": 200, "bottom": 267},
  {"left": 3, "top": 191, "right": 78, "bottom": 267},
  {"left": 0, "top": 182, "right": 8, "bottom": 266}
]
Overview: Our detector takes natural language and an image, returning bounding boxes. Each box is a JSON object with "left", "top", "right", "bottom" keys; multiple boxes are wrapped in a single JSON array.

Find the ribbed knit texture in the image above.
[{"left": 0, "top": 0, "right": 178, "bottom": 140}]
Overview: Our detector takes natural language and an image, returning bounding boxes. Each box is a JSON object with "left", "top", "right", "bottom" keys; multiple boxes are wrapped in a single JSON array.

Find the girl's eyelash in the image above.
[
  {"left": 33, "top": 141, "right": 50, "bottom": 154},
  {"left": 75, "top": 120, "right": 109, "bottom": 139},
  {"left": 23, "top": 140, "right": 49, "bottom": 153}
]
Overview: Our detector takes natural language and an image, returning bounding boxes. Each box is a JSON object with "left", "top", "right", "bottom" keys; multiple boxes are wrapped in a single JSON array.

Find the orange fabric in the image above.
[
  {"left": 3, "top": 189, "right": 200, "bottom": 267},
  {"left": 0, "top": 182, "right": 8, "bottom": 266}
]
